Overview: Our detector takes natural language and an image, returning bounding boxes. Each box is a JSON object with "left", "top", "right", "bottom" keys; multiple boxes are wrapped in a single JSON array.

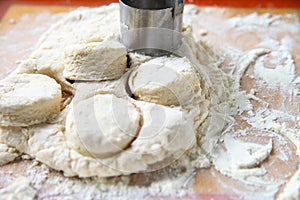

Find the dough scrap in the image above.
[
  {"left": 0, "top": 143, "right": 20, "bottom": 166},
  {"left": 0, "top": 74, "right": 61, "bottom": 126},
  {"left": 63, "top": 40, "right": 127, "bottom": 81},
  {"left": 212, "top": 135, "right": 273, "bottom": 182}
]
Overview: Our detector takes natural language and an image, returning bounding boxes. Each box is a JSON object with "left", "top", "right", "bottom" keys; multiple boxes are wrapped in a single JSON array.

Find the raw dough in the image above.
[
  {"left": 0, "top": 102, "right": 193, "bottom": 177},
  {"left": 0, "top": 120, "right": 124, "bottom": 177},
  {"left": 0, "top": 3, "right": 273, "bottom": 183},
  {"left": 128, "top": 56, "right": 201, "bottom": 107},
  {"left": 213, "top": 135, "right": 274, "bottom": 182},
  {"left": 0, "top": 4, "right": 224, "bottom": 178},
  {"left": 65, "top": 94, "right": 141, "bottom": 159},
  {"left": 0, "top": 74, "right": 61, "bottom": 126},
  {"left": 131, "top": 101, "right": 196, "bottom": 166},
  {"left": 16, "top": 4, "right": 120, "bottom": 93},
  {"left": 69, "top": 67, "right": 131, "bottom": 103},
  {"left": 63, "top": 40, "right": 128, "bottom": 81}
]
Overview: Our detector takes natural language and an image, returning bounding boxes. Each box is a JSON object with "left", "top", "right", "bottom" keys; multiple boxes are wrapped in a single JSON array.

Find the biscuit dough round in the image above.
[
  {"left": 65, "top": 94, "right": 141, "bottom": 159},
  {"left": 130, "top": 101, "right": 196, "bottom": 166},
  {"left": 128, "top": 57, "right": 201, "bottom": 106},
  {"left": 0, "top": 74, "right": 62, "bottom": 126},
  {"left": 63, "top": 40, "right": 128, "bottom": 81}
]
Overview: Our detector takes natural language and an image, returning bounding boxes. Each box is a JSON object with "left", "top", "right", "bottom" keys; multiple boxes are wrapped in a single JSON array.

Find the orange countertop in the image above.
[{"left": 1, "top": 0, "right": 300, "bottom": 20}]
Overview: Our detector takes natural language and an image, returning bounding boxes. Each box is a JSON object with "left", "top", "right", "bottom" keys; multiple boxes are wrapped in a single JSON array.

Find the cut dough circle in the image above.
[
  {"left": 130, "top": 101, "right": 196, "bottom": 166},
  {"left": 0, "top": 74, "right": 62, "bottom": 126},
  {"left": 65, "top": 93, "right": 141, "bottom": 159},
  {"left": 128, "top": 56, "right": 201, "bottom": 106},
  {"left": 63, "top": 40, "right": 128, "bottom": 81}
]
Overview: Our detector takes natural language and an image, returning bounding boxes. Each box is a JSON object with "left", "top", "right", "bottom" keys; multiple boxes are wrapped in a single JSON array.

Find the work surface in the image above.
[{"left": 0, "top": 4, "right": 299, "bottom": 200}]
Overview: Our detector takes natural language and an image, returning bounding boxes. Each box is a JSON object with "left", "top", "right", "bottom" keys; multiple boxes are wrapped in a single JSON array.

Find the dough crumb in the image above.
[{"left": 0, "top": 143, "right": 20, "bottom": 166}]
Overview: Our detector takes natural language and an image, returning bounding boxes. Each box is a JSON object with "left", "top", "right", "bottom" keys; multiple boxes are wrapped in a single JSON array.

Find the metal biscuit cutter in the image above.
[{"left": 119, "top": 0, "right": 184, "bottom": 56}]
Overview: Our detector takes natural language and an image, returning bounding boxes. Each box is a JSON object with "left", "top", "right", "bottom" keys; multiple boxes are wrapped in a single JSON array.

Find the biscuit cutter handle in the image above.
[{"left": 119, "top": 0, "right": 184, "bottom": 56}]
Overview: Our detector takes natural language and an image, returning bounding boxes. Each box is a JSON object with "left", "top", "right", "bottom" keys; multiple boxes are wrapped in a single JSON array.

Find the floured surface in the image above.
[
  {"left": 0, "top": 176, "right": 37, "bottom": 200},
  {"left": 0, "top": 4, "right": 299, "bottom": 200},
  {"left": 189, "top": 6, "right": 300, "bottom": 199}
]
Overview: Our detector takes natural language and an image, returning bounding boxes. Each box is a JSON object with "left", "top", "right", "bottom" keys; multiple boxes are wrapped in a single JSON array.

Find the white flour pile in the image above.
[{"left": 0, "top": 3, "right": 299, "bottom": 200}]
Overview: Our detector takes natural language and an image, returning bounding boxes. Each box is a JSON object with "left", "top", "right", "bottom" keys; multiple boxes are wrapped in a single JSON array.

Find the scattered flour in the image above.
[
  {"left": 278, "top": 168, "right": 300, "bottom": 200},
  {"left": 0, "top": 12, "right": 65, "bottom": 80},
  {"left": 228, "top": 13, "right": 282, "bottom": 29},
  {"left": 254, "top": 39, "right": 297, "bottom": 89},
  {"left": 245, "top": 108, "right": 300, "bottom": 156},
  {"left": 0, "top": 176, "right": 36, "bottom": 200},
  {"left": 189, "top": 6, "right": 300, "bottom": 199}
]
